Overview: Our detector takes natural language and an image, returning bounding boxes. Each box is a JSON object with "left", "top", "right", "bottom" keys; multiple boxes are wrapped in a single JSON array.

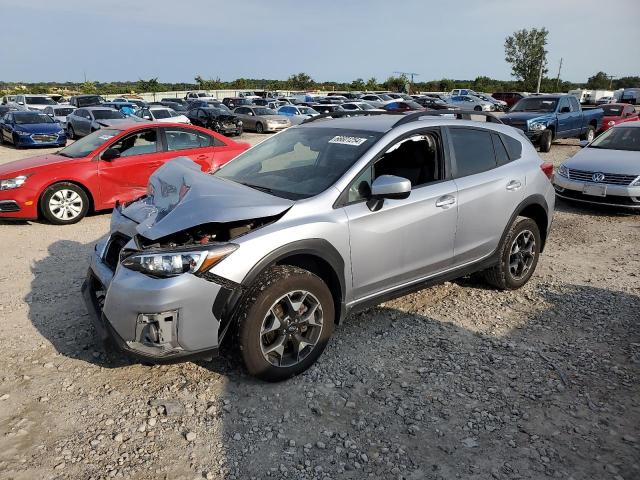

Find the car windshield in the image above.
[
  {"left": 511, "top": 98, "right": 558, "bottom": 112},
  {"left": 197, "top": 93, "right": 207, "bottom": 97},
  {"left": 405, "top": 101, "right": 423, "bottom": 109},
  {"left": 152, "top": 109, "right": 172, "bottom": 119},
  {"left": 589, "top": 127, "right": 640, "bottom": 152},
  {"left": 602, "top": 105, "right": 623, "bottom": 116},
  {"left": 253, "top": 107, "right": 276, "bottom": 116},
  {"left": 54, "top": 108, "right": 75, "bottom": 116},
  {"left": 57, "top": 128, "right": 119, "bottom": 158},
  {"left": 357, "top": 103, "right": 375, "bottom": 110},
  {"left": 26, "top": 96, "right": 56, "bottom": 105},
  {"left": 14, "top": 113, "right": 55, "bottom": 124},
  {"left": 76, "top": 96, "right": 102, "bottom": 107},
  {"left": 92, "top": 110, "right": 126, "bottom": 120},
  {"left": 214, "top": 127, "right": 383, "bottom": 200},
  {"left": 379, "top": 94, "right": 393, "bottom": 101},
  {"left": 299, "top": 107, "right": 319, "bottom": 115}
]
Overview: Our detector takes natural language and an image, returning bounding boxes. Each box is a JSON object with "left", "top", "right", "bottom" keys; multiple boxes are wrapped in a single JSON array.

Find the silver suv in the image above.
[{"left": 83, "top": 112, "right": 555, "bottom": 381}]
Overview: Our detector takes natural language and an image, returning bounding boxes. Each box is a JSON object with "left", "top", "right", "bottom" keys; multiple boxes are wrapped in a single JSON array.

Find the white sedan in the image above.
[{"left": 136, "top": 106, "right": 191, "bottom": 124}]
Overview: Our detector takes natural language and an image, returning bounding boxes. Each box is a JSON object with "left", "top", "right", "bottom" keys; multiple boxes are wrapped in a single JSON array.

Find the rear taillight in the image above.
[{"left": 540, "top": 162, "right": 554, "bottom": 180}]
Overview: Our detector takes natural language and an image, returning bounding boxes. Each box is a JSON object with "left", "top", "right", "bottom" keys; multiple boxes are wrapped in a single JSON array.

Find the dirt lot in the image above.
[{"left": 0, "top": 132, "right": 638, "bottom": 480}]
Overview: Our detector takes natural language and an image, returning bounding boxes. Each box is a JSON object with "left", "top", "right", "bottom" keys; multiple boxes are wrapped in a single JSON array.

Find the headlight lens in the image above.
[
  {"left": 529, "top": 122, "right": 547, "bottom": 131},
  {"left": 0, "top": 175, "right": 30, "bottom": 190},
  {"left": 557, "top": 164, "right": 568, "bottom": 178},
  {"left": 631, "top": 176, "right": 640, "bottom": 187},
  {"left": 607, "top": 121, "right": 615, "bottom": 127},
  {"left": 122, "top": 244, "right": 238, "bottom": 278}
]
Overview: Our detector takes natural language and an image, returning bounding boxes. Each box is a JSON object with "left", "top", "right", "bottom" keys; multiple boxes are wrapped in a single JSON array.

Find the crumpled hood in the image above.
[
  {"left": 121, "top": 157, "right": 293, "bottom": 241},
  {"left": 502, "top": 112, "right": 554, "bottom": 124},
  {"left": 564, "top": 147, "right": 640, "bottom": 176},
  {"left": 95, "top": 118, "right": 133, "bottom": 127}
]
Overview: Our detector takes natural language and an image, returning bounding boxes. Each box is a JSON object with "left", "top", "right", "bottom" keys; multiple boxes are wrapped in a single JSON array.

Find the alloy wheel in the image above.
[
  {"left": 48, "top": 189, "right": 83, "bottom": 221},
  {"left": 587, "top": 128, "right": 595, "bottom": 142},
  {"left": 509, "top": 230, "right": 536, "bottom": 280},
  {"left": 260, "top": 290, "right": 323, "bottom": 368}
]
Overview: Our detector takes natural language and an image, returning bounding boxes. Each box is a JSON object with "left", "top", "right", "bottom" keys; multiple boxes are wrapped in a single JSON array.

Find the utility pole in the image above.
[
  {"left": 536, "top": 58, "right": 544, "bottom": 94},
  {"left": 393, "top": 71, "right": 420, "bottom": 93},
  {"left": 555, "top": 58, "right": 563, "bottom": 91}
]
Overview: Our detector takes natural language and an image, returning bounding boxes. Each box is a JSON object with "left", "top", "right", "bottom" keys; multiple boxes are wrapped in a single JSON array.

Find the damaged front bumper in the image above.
[{"left": 81, "top": 210, "right": 240, "bottom": 363}]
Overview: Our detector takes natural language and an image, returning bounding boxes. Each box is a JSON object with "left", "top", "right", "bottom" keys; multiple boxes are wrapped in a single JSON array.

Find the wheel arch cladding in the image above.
[
  {"left": 516, "top": 199, "right": 549, "bottom": 252},
  {"left": 242, "top": 239, "right": 346, "bottom": 325},
  {"left": 39, "top": 180, "right": 95, "bottom": 216}
]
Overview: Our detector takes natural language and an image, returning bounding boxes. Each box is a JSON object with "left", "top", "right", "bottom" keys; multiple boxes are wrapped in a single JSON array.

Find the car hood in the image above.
[
  {"left": 12, "top": 123, "right": 64, "bottom": 134},
  {"left": 0, "top": 153, "right": 71, "bottom": 177},
  {"left": 502, "top": 112, "right": 554, "bottom": 124},
  {"left": 564, "top": 147, "right": 640, "bottom": 175},
  {"left": 121, "top": 157, "right": 294, "bottom": 241},
  {"left": 261, "top": 115, "right": 289, "bottom": 121},
  {"left": 94, "top": 118, "right": 131, "bottom": 127}
]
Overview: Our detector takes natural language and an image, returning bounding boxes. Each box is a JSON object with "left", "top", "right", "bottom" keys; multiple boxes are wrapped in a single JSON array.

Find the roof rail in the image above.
[
  {"left": 300, "top": 109, "right": 504, "bottom": 126},
  {"left": 301, "top": 110, "right": 388, "bottom": 124},
  {"left": 393, "top": 110, "right": 503, "bottom": 127}
]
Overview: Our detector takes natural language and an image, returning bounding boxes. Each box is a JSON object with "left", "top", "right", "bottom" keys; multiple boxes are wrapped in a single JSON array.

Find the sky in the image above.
[{"left": 1, "top": 0, "right": 639, "bottom": 84}]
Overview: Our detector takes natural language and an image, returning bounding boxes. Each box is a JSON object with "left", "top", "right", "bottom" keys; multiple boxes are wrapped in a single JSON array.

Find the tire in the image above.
[
  {"left": 40, "top": 182, "right": 89, "bottom": 225},
  {"left": 67, "top": 125, "right": 75, "bottom": 140},
  {"left": 236, "top": 125, "right": 243, "bottom": 136},
  {"left": 235, "top": 265, "right": 334, "bottom": 382},
  {"left": 474, "top": 105, "right": 482, "bottom": 111},
  {"left": 483, "top": 217, "right": 541, "bottom": 290},
  {"left": 580, "top": 125, "right": 595, "bottom": 143},
  {"left": 539, "top": 129, "right": 552, "bottom": 152},
  {"left": 255, "top": 122, "right": 264, "bottom": 134},
  {"left": 12, "top": 134, "right": 23, "bottom": 149}
]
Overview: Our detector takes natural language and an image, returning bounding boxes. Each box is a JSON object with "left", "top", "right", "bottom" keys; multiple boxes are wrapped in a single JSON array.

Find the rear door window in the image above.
[
  {"left": 449, "top": 128, "right": 497, "bottom": 177},
  {"left": 164, "top": 128, "right": 223, "bottom": 150}
]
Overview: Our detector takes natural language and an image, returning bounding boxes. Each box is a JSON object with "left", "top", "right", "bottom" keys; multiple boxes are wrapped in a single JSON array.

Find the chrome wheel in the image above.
[
  {"left": 49, "top": 189, "right": 83, "bottom": 221},
  {"left": 260, "top": 290, "right": 323, "bottom": 368},
  {"left": 586, "top": 128, "right": 595, "bottom": 142},
  {"left": 509, "top": 229, "right": 536, "bottom": 280}
]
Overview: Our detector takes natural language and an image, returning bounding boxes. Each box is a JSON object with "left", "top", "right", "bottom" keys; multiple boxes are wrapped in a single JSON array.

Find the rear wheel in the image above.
[
  {"left": 539, "top": 129, "right": 552, "bottom": 152},
  {"left": 236, "top": 265, "right": 334, "bottom": 382},
  {"left": 41, "top": 182, "right": 89, "bottom": 225},
  {"left": 483, "top": 217, "right": 541, "bottom": 290},
  {"left": 255, "top": 122, "right": 264, "bottom": 134},
  {"left": 580, "top": 125, "right": 595, "bottom": 143}
]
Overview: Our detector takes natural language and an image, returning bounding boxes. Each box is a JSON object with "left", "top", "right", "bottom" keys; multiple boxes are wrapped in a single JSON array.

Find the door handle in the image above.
[
  {"left": 435, "top": 195, "right": 456, "bottom": 208},
  {"left": 506, "top": 180, "right": 522, "bottom": 191}
]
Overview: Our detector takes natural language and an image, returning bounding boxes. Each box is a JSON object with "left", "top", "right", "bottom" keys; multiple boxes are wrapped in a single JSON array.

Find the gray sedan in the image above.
[
  {"left": 232, "top": 106, "right": 291, "bottom": 133},
  {"left": 66, "top": 107, "right": 136, "bottom": 138},
  {"left": 553, "top": 122, "right": 640, "bottom": 208}
]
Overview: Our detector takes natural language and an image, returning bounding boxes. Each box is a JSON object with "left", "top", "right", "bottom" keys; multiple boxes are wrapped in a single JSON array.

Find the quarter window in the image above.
[
  {"left": 491, "top": 134, "right": 511, "bottom": 166},
  {"left": 449, "top": 128, "right": 497, "bottom": 177},
  {"left": 164, "top": 128, "right": 219, "bottom": 150}
]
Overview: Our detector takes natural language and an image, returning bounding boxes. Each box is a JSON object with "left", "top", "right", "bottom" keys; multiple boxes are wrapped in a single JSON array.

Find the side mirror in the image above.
[
  {"left": 560, "top": 106, "right": 571, "bottom": 113},
  {"left": 18, "top": 102, "right": 24, "bottom": 105},
  {"left": 371, "top": 175, "right": 411, "bottom": 200},
  {"left": 101, "top": 148, "right": 121, "bottom": 161},
  {"left": 579, "top": 140, "right": 589, "bottom": 148}
]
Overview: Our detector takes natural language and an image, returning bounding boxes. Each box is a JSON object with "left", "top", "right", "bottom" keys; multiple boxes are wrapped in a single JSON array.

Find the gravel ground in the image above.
[{"left": 0, "top": 132, "right": 638, "bottom": 480}]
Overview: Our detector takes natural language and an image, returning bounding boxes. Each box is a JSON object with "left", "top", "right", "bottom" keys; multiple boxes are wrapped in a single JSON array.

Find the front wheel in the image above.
[
  {"left": 255, "top": 122, "right": 264, "bottom": 134},
  {"left": 67, "top": 125, "right": 75, "bottom": 140},
  {"left": 580, "top": 125, "right": 595, "bottom": 143},
  {"left": 40, "top": 182, "right": 89, "bottom": 225},
  {"left": 483, "top": 217, "right": 541, "bottom": 290},
  {"left": 474, "top": 105, "right": 482, "bottom": 111},
  {"left": 236, "top": 265, "right": 334, "bottom": 382},
  {"left": 539, "top": 129, "right": 552, "bottom": 152}
]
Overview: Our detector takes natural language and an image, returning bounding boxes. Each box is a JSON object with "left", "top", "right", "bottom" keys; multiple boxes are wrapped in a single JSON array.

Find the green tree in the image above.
[
  {"left": 383, "top": 75, "right": 408, "bottom": 92},
  {"left": 80, "top": 81, "right": 97, "bottom": 94},
  {"left": 287, "top": 72, "right": 314, "bottom": 90},
  {"left": 350, "top": 78, "right": 365, "bottom": 91},
  {"left": 365, "top": 77, "right": 378, "bottom": 91},
  {"left": 504, "top": 27, "right": 549, "bottom": 92},
  {"left": 587, "top": 71, "right": 611, "bottom": 89}
]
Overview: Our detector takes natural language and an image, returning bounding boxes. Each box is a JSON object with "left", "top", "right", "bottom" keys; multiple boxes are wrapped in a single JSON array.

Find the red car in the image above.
[
  {"left": 599, "top": 103, "right": 639, "bottom": 132},
  {"left": 491, "top": 92, "right": 527, "bottom": 108},
  {"left": 0, "top": 122, "right": 249, "bottom": 224}
]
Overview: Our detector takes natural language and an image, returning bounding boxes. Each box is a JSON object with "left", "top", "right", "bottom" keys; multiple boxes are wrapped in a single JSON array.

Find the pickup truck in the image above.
[{"left": 501, "top": 94, "right": 603, "bottom": 152}]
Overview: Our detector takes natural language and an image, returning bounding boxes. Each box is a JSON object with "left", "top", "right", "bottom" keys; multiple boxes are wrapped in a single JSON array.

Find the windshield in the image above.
[
  {"left": 405, "top": 101, "right": 423, "bottom": 109},
  {"left": 379, "top": 94, "right": 393, "bottom": 101},
  {"left": 58, "top": 128, "right": 119, "bottom": 158},
  {"left": 152, "top": 109, "right": 172, "bottom": 119},
  {"left": 358, "top": 103, "right": 375, "bottom": 110},
  {"left": 92, "top": 110, "right": 126, "bottom": 120},
  {"left": 54, "top": 108, "right": 75, "bottom": 116},
  {"left": 299, "top": 107, "right": 319, "bottom": 115},
  {"left": 26, "top": 96, "right": 56, "bottom": 105},
  {"left": 589, "top": 127, "right": 640, "bottom": 152},
  {"left": 511, "top": 98, "right": 558, "bottom": 112},
  {"left": 253, "top": 107, "right": 276, "bottom": 116},
  {"left": 14, "top": 113, "right": 55, "bottom": 124},
  {"left": 602, "top": 105, "right": 623, "bottom": 116},
  {"left": 77, "top": 96, "right": 102, "bottom": 107},
  {"left": 215, "top": 127, "right": 383, "bottom": 200},
  {"left": 197, "top": 93, "right": 207, "bottom": 97}
]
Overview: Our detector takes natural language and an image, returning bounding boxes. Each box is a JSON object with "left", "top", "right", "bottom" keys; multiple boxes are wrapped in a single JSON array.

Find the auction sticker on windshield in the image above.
[{"left": 329, "top": 136, "right": 367, "bottom": 146}]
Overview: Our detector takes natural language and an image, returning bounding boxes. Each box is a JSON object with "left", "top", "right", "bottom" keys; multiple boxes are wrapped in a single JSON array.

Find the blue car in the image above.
[{"left": 0, "top": 111, "right": 67, "bottom": 148}]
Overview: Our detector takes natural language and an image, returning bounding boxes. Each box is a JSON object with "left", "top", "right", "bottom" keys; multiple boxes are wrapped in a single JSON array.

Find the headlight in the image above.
[
  {"left": 607, "top": 121, "right": 615, "bottom": 127},
  {"left": 121, "top": 243, "right": 238, "bottom": 278},
  {"left": 631, "top": 176, "right": 640, "bottom": 187},
  {"left": 557, "top": 164, "right": 568, "bottom": 178},
  {"left": 529, "top": 122, "right": 547, "bottom": 131},
  {"left": 0, "top": 175, "right": 30, "bottom": 190}
]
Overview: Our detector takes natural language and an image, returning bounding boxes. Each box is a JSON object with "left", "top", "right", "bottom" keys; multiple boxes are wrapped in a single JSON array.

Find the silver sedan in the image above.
[
  {"left": 553, "top": 122, "right": 640, "bottom": 208},
  {"left": 233, "top": 106, "right": 291, "bottom": 133}
]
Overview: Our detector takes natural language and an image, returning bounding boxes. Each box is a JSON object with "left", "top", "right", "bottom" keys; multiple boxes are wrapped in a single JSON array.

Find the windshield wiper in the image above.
[{"left": 239, "top": 182, "right": 275, "bottom": 194}]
